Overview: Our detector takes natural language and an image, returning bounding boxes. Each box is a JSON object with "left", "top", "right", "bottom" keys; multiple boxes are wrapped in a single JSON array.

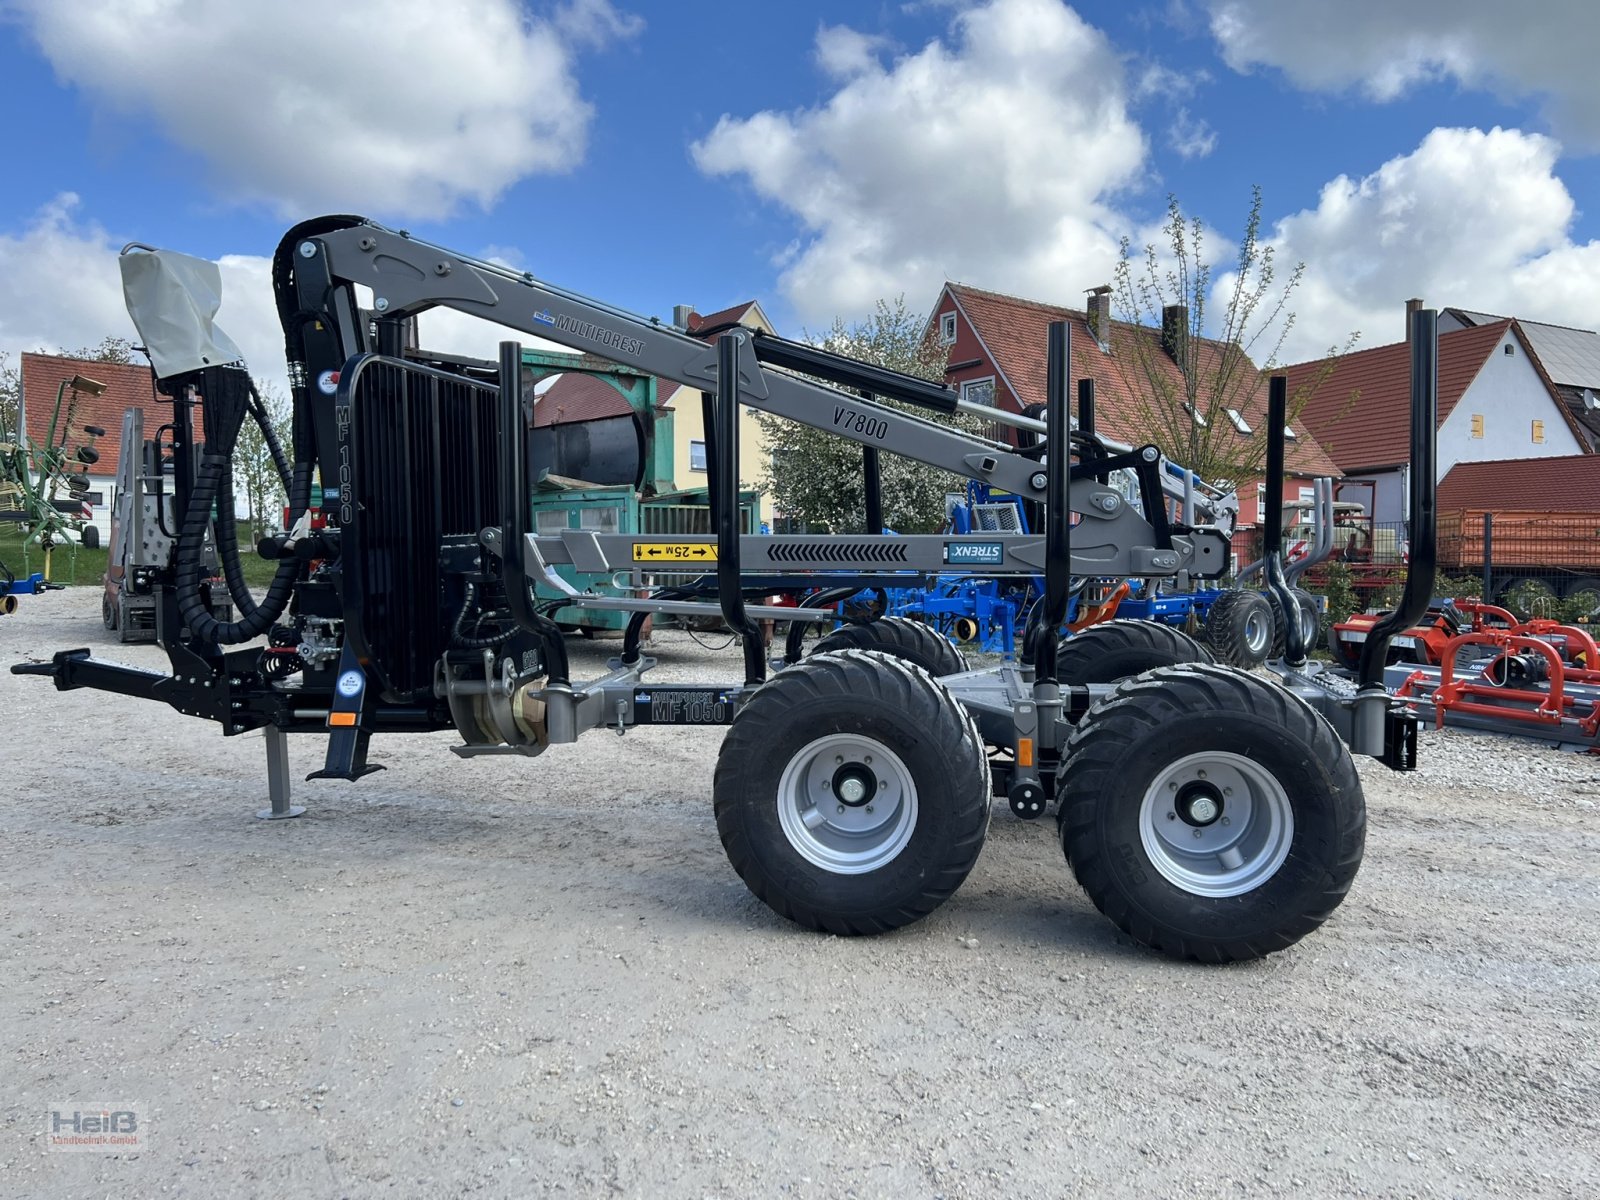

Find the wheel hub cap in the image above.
[
  {"left": 777, "top": 734, "right": 918, "bottom": 875},
  {"left": 1140, "top": 751, "right": 1294, "bottom": 898}
]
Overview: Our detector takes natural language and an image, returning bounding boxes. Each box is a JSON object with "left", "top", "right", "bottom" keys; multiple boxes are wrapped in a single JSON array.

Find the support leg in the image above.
[{"left": 256, "top": 724, "right": 306, "bottom": 820}]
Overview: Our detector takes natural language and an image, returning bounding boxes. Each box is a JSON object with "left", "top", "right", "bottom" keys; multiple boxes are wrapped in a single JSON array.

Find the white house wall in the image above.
[
  {"left": 1437, "top": 329, "right": 1583, "bottom": 473},
  {"left": 1338, "top": 471, "right": 1408, "bottom": 525}
]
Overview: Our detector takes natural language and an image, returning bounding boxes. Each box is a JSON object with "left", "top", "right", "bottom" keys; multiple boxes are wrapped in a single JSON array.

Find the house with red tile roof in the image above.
[
  {"left": 18, "top": 351, "right": 193, "bottom": 543},
  {"left": 1282, "top": 305, "right": 1588, "bottom": 524},
  {"left": 531, "top": 300, "right": 777, "bottom": 521},
  {"left": 1441, "top": 308, "right": 1600, "bottom": 451},
  {"left": 1438, "top": 453, "right": 1600, "bottom": 513},
  {"left": 926, "top": 282, "right": 1342, "bottom": 526}
]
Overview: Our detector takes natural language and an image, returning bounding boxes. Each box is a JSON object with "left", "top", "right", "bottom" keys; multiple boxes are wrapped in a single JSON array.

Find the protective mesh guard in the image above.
[{"left": 341, "top": 354, "right": 501, "bottom": 699}]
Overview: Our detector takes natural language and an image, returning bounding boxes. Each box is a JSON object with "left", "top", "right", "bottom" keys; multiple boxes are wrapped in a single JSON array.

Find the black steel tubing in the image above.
[
  {"left": 1261, "top": 374, "right": 1305, "bottom": 662},
  {"left": 498, "top": 341, "right": 568, "bottom": 684},
  {"left": 713, "top": 334, "right": 766, "bottom": 684},
  {"left": 752, "top": 335, "right": 961, "bottom": 414},
  {"left": 1027, "top": 321, "right": 1072, "bottom": 681},
  {"left": 862, "top": 389, "right": 883, "bottom": 534},
  {"left": 1358, "top": 309, "right": 1439, "bottom": 687},
  {"left": 1077, "top": 376, "right": 1095, "bottom": 439}
]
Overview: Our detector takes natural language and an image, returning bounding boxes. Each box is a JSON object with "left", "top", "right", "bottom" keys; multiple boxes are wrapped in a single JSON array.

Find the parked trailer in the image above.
[
  {"left": 14, "top": 219, "right": 1438, "bottom": 962},
  {"left": 1437, "top": 508, "right": 1600, "bottom": 608}
]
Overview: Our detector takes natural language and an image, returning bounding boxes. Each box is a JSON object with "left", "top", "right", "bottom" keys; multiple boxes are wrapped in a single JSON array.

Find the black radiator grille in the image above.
[{"left": 346, "top": 356, "right": 501, "bottom": 699}]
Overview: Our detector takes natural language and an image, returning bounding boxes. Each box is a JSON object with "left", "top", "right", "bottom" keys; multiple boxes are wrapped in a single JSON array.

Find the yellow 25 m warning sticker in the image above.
[{"left": 631, "top": 542, "right": 718, "bottom": 562}]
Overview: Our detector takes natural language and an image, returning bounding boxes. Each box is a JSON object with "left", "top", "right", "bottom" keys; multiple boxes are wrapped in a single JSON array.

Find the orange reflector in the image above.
[
  {"left": 1017, "top": 737, "right": 1034, "bottom": 767},
  {"left": 328, "top": 712, "right": 357, "bottom": 727}
]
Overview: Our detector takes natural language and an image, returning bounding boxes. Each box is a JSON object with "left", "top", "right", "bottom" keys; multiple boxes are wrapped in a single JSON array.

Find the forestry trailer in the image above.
[{"left": 12, "top": 217, "right": 1440, "bottom": 961}]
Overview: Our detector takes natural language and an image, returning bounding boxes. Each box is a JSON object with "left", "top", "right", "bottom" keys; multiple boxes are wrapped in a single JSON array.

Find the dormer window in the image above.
[{"left": 1226, "top": 408, "right": 1252, "bottom": 435}]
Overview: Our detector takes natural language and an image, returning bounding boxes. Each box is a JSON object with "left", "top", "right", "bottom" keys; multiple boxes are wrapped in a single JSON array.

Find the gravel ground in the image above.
[{"left": 2, "top": 588, "right": 1597, "bottom": 1199}]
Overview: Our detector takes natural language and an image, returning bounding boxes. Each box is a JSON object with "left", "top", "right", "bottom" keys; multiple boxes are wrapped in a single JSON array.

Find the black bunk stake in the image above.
[
  {"left": 1261, "top": 374, "right": 1305, "bottom": 663},
  {"left": 1026, "top": 320, "right": 1072, "bottom": 682},
  {"left": 498, "top": 340, "right": 568, "bottom": 685},
  {"left": 710, "top": 333, "right": 766, "bottom": 685},
  {"left": 1077, "top": 376, "right": 1095, "bottom": 439},
  {"left": 1358, "top": 309, "right": 1438, "bottom": 690},
  {"left": 862, "top": 390, "right": 883, "bottom": 535},
  {"left": 1009, "top": 320, "right": 1072, "bottom": 820}
]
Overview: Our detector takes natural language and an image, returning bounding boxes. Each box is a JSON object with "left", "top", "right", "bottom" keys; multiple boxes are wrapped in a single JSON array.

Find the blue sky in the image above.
[{"left": 3, "top": 0, "right": 1599, "bottom": 387}]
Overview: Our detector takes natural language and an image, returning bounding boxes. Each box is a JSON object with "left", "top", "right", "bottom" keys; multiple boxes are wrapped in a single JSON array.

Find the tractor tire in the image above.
[
  {"left": 102, "top": 592, "right": 118, "bottom": 632},
  {"left": 715, "top": 650, "right": 991, "bottom": 935},
  {"left": 1057, "top": 619, "right": 1211, "bottom": 686},
  {"left": 1496, "top": 576, "right": 1558, "bottom": 619},
  {"left": 1562, "top": 575, "right": 1600, "bottom": 621},
  {"left": 1270, "top": 588, "right": 1320, "bottom": 659},
  {"left": 1203, "top": 590, "right": 1273, "bottom": 668},
  {"left": 1058, "top": 663, "right": 1366, "bottom": 962},
  {"left": 812, "top": 615, "right": 968, "bottom": 679}
]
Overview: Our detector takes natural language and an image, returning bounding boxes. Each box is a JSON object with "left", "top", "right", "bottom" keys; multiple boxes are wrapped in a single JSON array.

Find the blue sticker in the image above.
[
  {"left": 532, "top": 309, "right": 555, "bottom": 326},
  {"left": 944, "top": 541, "right": 1005, "bottom": 566}
]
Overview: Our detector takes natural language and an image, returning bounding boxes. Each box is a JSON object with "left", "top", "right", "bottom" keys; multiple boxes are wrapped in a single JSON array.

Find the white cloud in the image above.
[
  {"left": 815, "top": 25, "right": 893, "bottom": 79},
  {"left": 7, "top": 0, "right": 641, "bottom": 220},
  {"left": 0, "top": 196, "right": 136, "bottom": 365},
  {"left": 692, "top": 0, "right": 1147, "bottom": 323},
  {"left": 1206, "top": 1, "right": 1600, "bottom": 149},
  {"left": 1241, "top": 126, "right": 1600, "bottom": 361},
  {"left": 1168, "top": 108, "right": 1217, "bottom": 159}
]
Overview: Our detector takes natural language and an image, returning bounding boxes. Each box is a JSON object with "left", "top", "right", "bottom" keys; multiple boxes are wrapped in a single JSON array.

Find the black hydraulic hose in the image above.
[
  {"left": 1358, "top": 310, "right": 1439, "bottom": 687},
  {"left": 247, "top": 383, "right": 292, "bottom": 489},
  {"left": 450, "top": 581, "right": 516, "bottom": 650},
  {"left": 172, "top": 367, "right": 309, "bottom": 645},
  {"left": 213, "top": 463, "right": 262, "bottom": 617}
]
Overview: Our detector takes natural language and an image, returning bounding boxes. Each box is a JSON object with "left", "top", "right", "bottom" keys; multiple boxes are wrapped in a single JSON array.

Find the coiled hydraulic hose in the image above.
[{"left": 172, "top": 366, "right": 310, "bottom": 645}]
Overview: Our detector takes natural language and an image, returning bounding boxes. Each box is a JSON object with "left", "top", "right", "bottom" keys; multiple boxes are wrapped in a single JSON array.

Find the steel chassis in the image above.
[{"left": 15, "top": 217, "right": 1433, "bottom": 840}]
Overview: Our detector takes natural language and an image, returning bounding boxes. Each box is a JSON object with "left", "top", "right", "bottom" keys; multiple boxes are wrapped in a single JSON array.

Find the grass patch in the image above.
[{"left": 2, "top": 524, "right": 281, "bottom": 589}]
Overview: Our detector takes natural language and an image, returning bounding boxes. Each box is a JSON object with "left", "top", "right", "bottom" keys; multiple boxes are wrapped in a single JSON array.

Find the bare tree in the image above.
[
  {"left": 233, "top": 383, "right": 293, "bottom": 539},
  {"left": 1110, "top": 188, "right": 1354, "bottom": 488}
]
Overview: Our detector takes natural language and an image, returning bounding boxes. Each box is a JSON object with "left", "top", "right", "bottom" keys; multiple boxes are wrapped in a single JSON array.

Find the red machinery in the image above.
[{"left": 1378, "top": 603, "right": 1600, "bottom": 748}]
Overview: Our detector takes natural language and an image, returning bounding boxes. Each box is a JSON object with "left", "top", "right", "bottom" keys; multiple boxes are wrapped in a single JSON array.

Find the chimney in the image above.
[
  {"left": 1161, "top": 304, "right": 1189, "bottom": 368},
  {"left": 672, "top": 304, "right": 695, "bottom": 331},
  {"left": 1405, "top": 297, "right": 1423, "bottom": 341},
  {"left": 1085, "top": 285, "right": 1112, "bottom": 352}
]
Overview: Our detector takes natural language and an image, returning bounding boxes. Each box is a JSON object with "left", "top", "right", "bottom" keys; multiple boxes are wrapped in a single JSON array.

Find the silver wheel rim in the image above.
[
  {"left": 776, "top": 733, "right": 918, "bottom": 874},
  {"left": 1138, "top": 751, "right": 1294, "bottom": 897},
  {"left": 1243, "top": 607, "right": 1272, "bottom": 657}
]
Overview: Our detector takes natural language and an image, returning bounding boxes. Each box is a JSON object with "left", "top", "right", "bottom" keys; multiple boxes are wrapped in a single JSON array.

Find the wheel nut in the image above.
[
  {"left": 822, "top": 780, "right": 831, "bottom": 790},
  {"left": 865, "top": 805, "right": 874, "bottom": 814},
  {"left": 1167, "top": 812, "right": 1176, "bottom": 820},
  {"left": 1221, "top": 817, "right": 1230, "bottom": 826},
  {"left": 1193, "top": 828, "right": 1203, "bottom": 838},
  {"left": 1197, "top": 769, "right": 1207, "bottom": 779},
  {"left": 837, "top": 805, "right": 845, "bottom": 815}
]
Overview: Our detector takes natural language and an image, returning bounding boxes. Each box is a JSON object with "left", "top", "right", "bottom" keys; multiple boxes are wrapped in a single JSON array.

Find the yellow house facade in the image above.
[{"left": 661, "top": 300, "right": 776, "bottom": 526}]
